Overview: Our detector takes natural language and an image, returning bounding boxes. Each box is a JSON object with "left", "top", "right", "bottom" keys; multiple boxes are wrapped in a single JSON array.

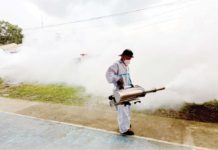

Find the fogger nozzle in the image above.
[{"left": 145, "top": 87, "right": 165, "bottom": 93}]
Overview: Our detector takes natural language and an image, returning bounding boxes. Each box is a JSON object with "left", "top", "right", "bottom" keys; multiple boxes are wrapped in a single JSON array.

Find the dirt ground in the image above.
[{"left": 0, "top": 97, "right": 218, "bottom": 149}]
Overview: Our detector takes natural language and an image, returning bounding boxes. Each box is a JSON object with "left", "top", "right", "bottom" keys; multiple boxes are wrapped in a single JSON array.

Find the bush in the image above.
[
  {"left": 0, "top": 21, "right": 23, "bottom": 45},
  {"left": 139, "top": 100, "right": 218, "bottom": 123},
  {"left": 179, "top": 100, "right": 218, "bottom": 122}
]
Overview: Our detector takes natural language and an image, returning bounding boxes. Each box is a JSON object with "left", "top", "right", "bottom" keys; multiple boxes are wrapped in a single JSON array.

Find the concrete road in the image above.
[{"left": 0, "top": 112, "right": 206, "bottom": 150}]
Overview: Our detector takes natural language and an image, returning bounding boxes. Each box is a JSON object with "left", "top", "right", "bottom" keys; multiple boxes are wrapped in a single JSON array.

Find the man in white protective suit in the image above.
[{"left": 106, "top": 49, "right": 134, "bottom": 135}]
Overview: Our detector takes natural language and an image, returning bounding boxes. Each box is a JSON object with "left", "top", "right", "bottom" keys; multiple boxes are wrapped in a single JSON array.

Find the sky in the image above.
[{"left": 0, "top": 0, "right": 218, "bottom": 110}]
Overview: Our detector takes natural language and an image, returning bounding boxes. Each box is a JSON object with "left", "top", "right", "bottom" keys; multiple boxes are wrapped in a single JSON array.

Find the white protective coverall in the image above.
[{"left": 106, "top": 60, "right": 133, "bottom": 133}]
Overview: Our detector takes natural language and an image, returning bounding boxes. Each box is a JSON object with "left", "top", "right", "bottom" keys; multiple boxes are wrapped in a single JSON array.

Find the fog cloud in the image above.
[{"left": 1, "top": 0, "right": 218, "bottom": 110}]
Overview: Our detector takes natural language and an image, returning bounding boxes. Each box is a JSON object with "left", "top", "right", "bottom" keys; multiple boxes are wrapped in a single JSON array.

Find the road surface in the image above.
[{"left": 0, "top": 111, "right": 207, "bottom": 150}]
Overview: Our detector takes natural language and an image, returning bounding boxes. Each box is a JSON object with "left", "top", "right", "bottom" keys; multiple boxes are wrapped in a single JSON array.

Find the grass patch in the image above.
[
  {"left": 0, "top": 79, "right": 3, "bottom": 85},
  {"left": 0, "top": 81, "right": 88, "bottom": 106}
]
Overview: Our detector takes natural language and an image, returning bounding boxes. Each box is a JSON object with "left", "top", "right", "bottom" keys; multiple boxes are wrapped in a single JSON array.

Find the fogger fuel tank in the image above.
[{"left": 113, "top": 85, "right": 146, "bottom": 103}]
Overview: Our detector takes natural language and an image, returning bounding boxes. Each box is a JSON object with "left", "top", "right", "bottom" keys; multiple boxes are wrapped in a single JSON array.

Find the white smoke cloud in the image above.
[
  {"left": 1, "top": 0, "right": 218, "bottom": 109},
  {"left": 168, "top": 63, "right": 218, "bottom": 101}
]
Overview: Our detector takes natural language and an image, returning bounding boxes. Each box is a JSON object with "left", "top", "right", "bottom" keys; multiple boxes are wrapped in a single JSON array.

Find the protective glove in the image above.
[
  {"left": 123, "top": 101, "right": 131, "bottom": 106},
  {"left": 117, "top": 78, "right": 124, "bottom": 90}
]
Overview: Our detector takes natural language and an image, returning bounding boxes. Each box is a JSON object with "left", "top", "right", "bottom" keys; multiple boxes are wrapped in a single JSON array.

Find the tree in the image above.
[{"left": 0, "top": 21, "right": 24, "bottom": 45}]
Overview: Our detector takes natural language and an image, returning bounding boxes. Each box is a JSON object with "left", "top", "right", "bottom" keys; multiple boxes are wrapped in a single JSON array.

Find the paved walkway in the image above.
[{"left": 0, "top": 112, "right": 204, "bottom": 150}]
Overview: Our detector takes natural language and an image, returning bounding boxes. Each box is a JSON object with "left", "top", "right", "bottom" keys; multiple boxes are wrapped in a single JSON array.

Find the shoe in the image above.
[{"left": 122, "top": 129, "right": 134, "bottom": 136}]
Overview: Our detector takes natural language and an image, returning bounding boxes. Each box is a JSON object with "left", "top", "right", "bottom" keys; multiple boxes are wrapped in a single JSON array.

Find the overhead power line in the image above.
[{"left": 24, "top": 0, "right": 194, "bottom": 31}]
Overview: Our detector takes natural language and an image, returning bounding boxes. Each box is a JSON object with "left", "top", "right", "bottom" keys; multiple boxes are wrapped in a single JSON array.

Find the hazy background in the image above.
[{"left": 0, "top": 0, "right": 218, "bottom": 109}]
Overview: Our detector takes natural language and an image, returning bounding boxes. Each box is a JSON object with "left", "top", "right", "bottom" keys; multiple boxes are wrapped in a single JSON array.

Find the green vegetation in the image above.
[
  {"left": 0, "top": 81, "right": 87, "bottom": 105},
  {"left": 0, "top": 78, "right": 3, "bottom": 85},
  {"left": 0, "top": 21, "right": 23, "bottom": 45}
]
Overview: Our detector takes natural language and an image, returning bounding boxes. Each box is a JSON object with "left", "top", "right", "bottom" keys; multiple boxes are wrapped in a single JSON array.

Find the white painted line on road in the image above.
[{"left": 0, "top": 111, "right": 210, "bottom": 150}]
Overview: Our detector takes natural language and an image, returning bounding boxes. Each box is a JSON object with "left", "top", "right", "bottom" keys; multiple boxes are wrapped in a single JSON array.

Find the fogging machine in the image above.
[{"left": 109, "top": 85, "right": 165, "bottom": 106}]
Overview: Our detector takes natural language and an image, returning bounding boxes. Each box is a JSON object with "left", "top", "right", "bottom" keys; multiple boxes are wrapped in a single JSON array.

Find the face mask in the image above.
[{"left": 124, "top": 60, "right": 131, "bottom": 65}]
